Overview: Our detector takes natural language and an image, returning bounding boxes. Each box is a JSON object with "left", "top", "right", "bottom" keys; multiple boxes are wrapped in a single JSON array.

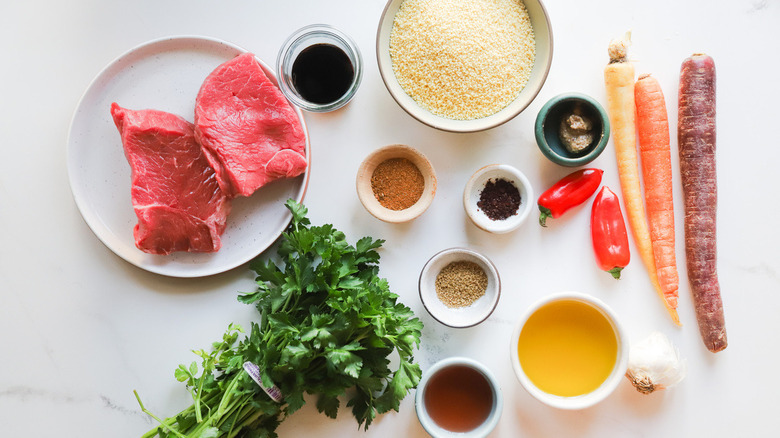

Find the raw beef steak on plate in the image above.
[
  {"left": 194, "top": 52, "right": 307, "bottom": 198},
  {"left": 111, "top": 103, "right": 231, "bottom": 255}
]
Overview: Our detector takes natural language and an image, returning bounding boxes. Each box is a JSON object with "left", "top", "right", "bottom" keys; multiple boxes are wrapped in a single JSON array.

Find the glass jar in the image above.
[{"left": 277, "top": 24, "right": 363, "bottom": 112}]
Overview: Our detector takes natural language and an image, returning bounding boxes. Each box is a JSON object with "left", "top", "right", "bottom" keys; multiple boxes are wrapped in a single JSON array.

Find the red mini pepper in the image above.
[
  {"left": 591, "top": 186, "right": 630, "bottom": 279},
  {"left": 537, "top": 168, "right": 603, "bottom": 226}
]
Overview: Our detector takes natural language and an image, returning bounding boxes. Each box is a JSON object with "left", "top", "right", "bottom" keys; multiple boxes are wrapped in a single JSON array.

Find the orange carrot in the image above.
[
  {"left": 635, "top": 74, "right": 680, "bottom": 321},
  {"left": 603, "top": 35, "right": 680, "bottom": 325}
]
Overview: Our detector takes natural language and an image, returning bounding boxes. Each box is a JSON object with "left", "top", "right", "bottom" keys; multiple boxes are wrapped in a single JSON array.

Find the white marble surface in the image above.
[{"left": 1, "top": 0, "right": 778, "bottom": 436}]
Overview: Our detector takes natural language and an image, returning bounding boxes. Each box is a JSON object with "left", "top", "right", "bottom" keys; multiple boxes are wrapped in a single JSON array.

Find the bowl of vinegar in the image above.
[
  {"left": 510, "top": 292, "right": 629, "bottom": 409},
  {"left": 415, "top": 357, "right": 503, "bottom": 437}
]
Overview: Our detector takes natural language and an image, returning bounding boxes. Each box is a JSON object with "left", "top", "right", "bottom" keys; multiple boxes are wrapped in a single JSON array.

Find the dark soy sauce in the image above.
[{"left": 291, "top": 43, "right": 355, "bottom": 105}]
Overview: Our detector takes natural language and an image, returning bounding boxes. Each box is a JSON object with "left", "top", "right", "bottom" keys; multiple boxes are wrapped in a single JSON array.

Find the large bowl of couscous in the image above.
[{"left": 376, "top": 0, "right": 553, "bottom": 133}]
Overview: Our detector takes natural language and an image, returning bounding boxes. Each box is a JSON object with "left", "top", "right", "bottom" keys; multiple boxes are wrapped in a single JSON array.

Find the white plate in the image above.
[{"left": 66, "top": 36, "right": 311, "bottom": 278}]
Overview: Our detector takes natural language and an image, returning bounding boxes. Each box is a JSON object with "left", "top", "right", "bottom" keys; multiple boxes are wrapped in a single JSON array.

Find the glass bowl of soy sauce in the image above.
[{"left": 277, "top": 24, "right": 363, "bottom": 112}]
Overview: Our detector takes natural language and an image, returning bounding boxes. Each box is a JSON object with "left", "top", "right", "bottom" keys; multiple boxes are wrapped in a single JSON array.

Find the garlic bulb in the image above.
[{"left": 625, "top": 331, "right": 686, "bottom": 394}]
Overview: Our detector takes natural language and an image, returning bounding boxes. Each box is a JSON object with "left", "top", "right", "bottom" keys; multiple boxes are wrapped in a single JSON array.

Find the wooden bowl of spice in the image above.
[
  {"left": 418, "top": 247, "right": 500, "bottom": 328},
  {"left": 463, "top": 164, "right": 534, "bottom": 234},
  {"left": 356, "top": 144, "right": 437, "bottom": 223}
]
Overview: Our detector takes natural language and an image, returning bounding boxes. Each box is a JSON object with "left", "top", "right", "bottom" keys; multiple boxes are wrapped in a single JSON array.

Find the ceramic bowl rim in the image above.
[
  {"left": 509, "top": 291, "right": 629, "bottom": 410},
  {"left": 415, "top": 356, "right": 504, "bottom": 437},
  {"left": 375, "top": 0, "right": 554, "bottom": 133},
  {"left": 356, "top": 144, "right": 437, "bottom": 223},
  {"left": 463, "top": 164, "right": 534, "bottom": 234},
  {"left": 418, "top": 247, "right": 501, "bottom": 328},
  {"left": 534, "top": 92, "right": 611, "bottom": 166}
]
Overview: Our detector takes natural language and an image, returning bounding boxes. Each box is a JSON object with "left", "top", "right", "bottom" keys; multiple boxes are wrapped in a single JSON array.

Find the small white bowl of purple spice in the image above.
[{"left": 463, "top": 164, "right": 534, "bottom": 234}]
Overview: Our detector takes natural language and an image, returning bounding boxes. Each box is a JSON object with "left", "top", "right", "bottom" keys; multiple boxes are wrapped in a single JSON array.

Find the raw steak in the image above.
[
  {"left": 194, "top": 52, "right": 307, "bottom": 198},
  {"left": 111, "top": 103, "right": 231, "bottom": 255}
]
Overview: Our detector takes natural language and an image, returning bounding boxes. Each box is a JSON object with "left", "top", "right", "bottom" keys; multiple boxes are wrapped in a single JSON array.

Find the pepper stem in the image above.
[
  {"left": 609, "top": 267, "right": 623, "bottom": 279},
  {"left": 539, "top": 207, "right": 552, "bottom": 227}
]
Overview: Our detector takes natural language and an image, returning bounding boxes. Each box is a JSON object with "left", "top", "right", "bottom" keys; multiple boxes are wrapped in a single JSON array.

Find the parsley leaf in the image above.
[{"left": 137, "top": 200, "right": 423, "bottom": 437}]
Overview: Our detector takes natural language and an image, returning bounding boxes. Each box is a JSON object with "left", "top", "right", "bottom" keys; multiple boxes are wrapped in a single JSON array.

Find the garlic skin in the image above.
[{"left": 625, "top": 331, "right": 686, "bottom": 394}]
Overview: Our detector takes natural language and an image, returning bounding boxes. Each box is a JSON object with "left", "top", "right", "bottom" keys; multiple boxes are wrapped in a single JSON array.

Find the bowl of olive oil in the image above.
[{"left": 510, "top": 292, "right": 629, "bottom": 409}]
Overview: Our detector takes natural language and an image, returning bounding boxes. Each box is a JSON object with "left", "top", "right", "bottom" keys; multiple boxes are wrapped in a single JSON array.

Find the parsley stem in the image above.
[
  {"left": 137, "top": 201, "right": 422, "bottom": 437},
  {"left": 135, "top": 390, "right": 187, "bottom": 438}
]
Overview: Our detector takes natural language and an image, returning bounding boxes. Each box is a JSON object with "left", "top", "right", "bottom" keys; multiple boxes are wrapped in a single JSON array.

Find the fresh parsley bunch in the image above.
[{"left": 137, "top": 200, "right": 423, "bottom": 438}]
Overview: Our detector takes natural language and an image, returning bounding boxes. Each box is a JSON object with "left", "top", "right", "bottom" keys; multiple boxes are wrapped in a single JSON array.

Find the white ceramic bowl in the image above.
[
  {"left": 356, "top": 144, "right": 437, "bottom": 223},
  {"left": 463, "top": 164, "right": 534, "bottom": 234},
  {"left": 415, "top": 357, "right": 503, "bottom": 438},
  {"left": 419, "top": 247, "right": 500, "bottom": 328},
  {"left": 376, "top": 0, "right": 553, "bottom": 132},
  {"left": 510, "top": 292, "right": 629, "bottom": 410}
]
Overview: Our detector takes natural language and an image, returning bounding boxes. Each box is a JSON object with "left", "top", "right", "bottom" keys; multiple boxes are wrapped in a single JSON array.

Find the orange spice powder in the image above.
[{"left": 370, "top": 158, "right": 424, "bottom": 210}]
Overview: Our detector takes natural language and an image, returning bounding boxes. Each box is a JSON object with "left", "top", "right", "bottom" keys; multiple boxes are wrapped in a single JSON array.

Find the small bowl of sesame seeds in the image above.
[
  {"left": 376, "top": 0, "right": 553, "bottom": 132},
  {"left": 418, "top": 247, "right": 501, "bottom": 328}
]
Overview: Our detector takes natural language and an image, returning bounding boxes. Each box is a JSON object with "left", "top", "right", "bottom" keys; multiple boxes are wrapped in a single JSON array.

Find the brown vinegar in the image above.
[{"left": 423, "top": 365, "right": 493, "bottom": 432}]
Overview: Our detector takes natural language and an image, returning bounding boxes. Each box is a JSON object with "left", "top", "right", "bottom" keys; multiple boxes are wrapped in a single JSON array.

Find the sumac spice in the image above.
[
  {"left": 478, "top": 178, "right": 521, "bottom": 220},
  {"left": 371, "top": 158, "right": 424, "bottom": 210}
]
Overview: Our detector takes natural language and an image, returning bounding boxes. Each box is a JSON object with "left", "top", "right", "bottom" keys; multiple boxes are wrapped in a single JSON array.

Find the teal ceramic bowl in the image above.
[{"left": 534, "top": 93, "right": 610, "bottom": 167}]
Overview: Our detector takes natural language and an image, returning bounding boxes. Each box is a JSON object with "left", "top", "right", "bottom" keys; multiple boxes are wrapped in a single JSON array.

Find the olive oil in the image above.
[
  {"left": 517, "top": 299, "right": 618, "bottom": 397},
  {"left": 423, "top": 365, "right": 493, "bottom": 432}
]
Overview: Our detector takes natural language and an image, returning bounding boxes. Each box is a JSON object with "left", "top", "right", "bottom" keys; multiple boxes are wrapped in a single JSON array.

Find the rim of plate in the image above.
[{"left": 65, "top": 35, "right": 311, "bottom": 278}]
